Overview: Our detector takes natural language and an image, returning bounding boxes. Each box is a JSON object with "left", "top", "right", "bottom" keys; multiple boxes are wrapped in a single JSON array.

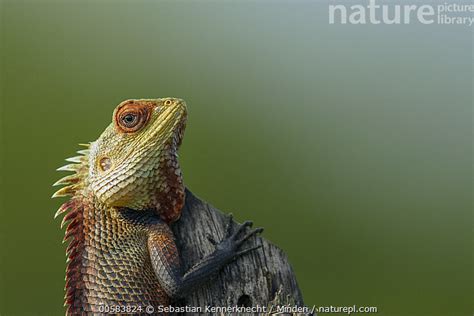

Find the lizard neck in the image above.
[{"left": 88, "top": 139, "right": 185, "bottom": 224}]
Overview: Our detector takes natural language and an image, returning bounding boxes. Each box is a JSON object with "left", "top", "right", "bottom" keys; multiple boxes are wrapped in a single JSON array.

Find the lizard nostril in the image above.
[{"left": 164, "top": 99, "right": 173, "bottom": 106}]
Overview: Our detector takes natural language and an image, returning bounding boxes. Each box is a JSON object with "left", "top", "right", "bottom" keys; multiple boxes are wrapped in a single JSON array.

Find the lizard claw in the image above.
[
  {"left": 231, "top": 220, "right": 253, "bottom": 240},
  {"left": 236, "top": 227, "right": 264, "bottom": 246}
]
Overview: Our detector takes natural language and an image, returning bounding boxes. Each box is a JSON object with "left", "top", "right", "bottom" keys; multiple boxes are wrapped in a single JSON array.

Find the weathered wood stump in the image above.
[{"left": 171, "top": 189, "right": 303, "bottom": 311}]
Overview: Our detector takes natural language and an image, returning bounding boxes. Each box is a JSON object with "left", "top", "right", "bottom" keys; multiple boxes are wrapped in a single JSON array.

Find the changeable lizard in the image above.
[{"left": 53, "top": 98, "right": 262, "bottom": 314}]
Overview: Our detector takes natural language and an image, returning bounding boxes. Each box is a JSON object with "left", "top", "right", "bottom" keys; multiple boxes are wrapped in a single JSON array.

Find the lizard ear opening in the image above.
[{"left": 98, "top": 157, "right": 112, "bottom": 172}]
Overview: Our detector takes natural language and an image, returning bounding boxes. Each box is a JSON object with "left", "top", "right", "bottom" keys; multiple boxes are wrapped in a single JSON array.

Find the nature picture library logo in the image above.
[{"left": 329, "top": 0, "right": 474, "bottom": 26}]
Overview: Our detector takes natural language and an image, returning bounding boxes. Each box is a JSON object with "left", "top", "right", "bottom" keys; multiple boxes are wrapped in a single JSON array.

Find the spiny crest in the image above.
[
  {"left": 62, "top": 198, "right": 85, "bottom": 312},
  {"left": 52, "top": 143, "right": 90, "bottom": 311},
  {"left": 52, "top": 143, "right": 90, "bottom": 204}
]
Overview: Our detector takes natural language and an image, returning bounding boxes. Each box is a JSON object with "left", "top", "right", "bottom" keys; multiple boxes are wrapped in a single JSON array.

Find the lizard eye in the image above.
[
  {"left": 114, "top": 101, "right": 152, "bottom": 133},
  {"left": 121, "top": 113, "right": 138, "bottom": 127}
]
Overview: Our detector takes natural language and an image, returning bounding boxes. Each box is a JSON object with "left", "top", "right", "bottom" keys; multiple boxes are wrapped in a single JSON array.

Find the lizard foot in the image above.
[{"left": 209, "top": 213, "right": 264, "bottom": 261}]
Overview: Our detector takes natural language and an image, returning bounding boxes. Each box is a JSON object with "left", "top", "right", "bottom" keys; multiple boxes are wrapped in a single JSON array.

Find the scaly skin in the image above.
[{"left": 53, "top": 98, "right": 262, "bottom": 315}]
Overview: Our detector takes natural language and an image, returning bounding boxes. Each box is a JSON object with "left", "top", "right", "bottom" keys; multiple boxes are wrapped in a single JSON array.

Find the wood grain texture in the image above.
[{"left": 171, "top": 189, "right": 304, "bottom": 308}]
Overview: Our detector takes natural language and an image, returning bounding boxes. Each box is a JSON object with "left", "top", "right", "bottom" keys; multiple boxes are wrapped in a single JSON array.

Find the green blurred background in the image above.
[{"left": 0, "top": 0, "right": 472, "bottom": 315}]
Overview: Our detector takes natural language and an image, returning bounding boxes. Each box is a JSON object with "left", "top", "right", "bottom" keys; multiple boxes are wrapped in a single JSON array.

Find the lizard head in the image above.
[
  {"left": 54, "top": 98, "right": 187, "bottom": 222},
  {"left": 88, "top": 98, "right": 187, "bottom": 222}
]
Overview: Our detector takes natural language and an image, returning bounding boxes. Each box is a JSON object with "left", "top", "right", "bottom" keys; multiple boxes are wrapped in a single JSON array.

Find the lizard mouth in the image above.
[{"left": 153, "top": 98, "right": 187, "bottom": 149}]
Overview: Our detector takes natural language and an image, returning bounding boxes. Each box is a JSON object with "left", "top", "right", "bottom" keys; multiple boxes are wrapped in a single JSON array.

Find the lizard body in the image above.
[{"left": 53, "top": 98, "right": 262, "bottom": 314}]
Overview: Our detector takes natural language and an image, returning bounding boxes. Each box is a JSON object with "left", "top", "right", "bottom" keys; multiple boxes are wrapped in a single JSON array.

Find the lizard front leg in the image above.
[{"left": 147, "top": 215, "right": 263, "bottom": 298}]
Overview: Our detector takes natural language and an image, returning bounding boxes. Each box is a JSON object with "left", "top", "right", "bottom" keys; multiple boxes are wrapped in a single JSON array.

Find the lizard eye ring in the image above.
[
  {"left": 114, "top": 102, "right": 151, "bottom": 133},
  {"left": 164, "top": 99, "right": 172, "bottom": 106}
]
